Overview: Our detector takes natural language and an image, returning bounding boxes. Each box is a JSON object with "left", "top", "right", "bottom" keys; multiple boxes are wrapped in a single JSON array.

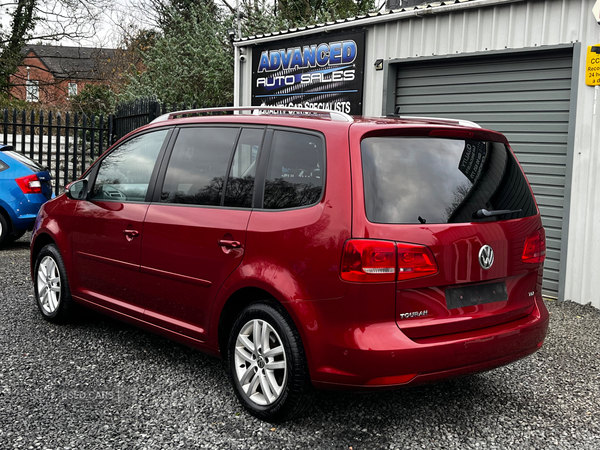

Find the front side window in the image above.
[
  {"left": 160, "top": 127, "right": 239, "bottom": 206},
  {"left": 263, "top": 130, "right": 324, "bottom": 209},
  {"left": 90, "top": 129, "right": 168, "bottom": 202},
  {"left": 26, "top": 80, "right": 39, "bottom": 102},
  {"left": 361, "top": 137, "right": 537, "bottom": 224}
]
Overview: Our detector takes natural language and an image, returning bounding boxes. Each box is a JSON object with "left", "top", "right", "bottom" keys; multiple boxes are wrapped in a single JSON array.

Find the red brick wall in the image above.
[{"left": 9, "top": 51, "right": 97, "bottom": 106}]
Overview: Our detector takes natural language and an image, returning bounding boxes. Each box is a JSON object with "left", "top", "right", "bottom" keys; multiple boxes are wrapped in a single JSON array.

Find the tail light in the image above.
[
  {"left": 522, "top": 228, "right": 546, "bottom": 264},
  {"left": 396, "top": 242, "right": 438, "bottom": 281},
  {"left": 341, "top": 240, "right": 396, "bottom": 282},
  {"left": 15, "top": 174, "right": 42, "bottom": 194},
  {"left": 341, "top": 239, "right": 438, "bottom": 282}
]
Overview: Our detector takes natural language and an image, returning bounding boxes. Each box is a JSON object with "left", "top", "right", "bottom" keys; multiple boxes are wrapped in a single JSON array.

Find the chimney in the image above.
[{"left": 386, "top": 0, "right": 402, "bottom": 9}]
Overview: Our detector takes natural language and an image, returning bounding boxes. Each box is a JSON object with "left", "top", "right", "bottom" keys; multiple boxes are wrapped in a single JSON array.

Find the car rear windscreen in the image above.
[
  {"left": 361, "top": 137, "right": 537, "bottom": 224},
  {"left": 4, "top": 150, "right": 45, "bottom": 172}
]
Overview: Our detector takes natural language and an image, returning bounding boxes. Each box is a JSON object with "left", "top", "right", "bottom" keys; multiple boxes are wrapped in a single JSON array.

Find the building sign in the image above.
[
  {"left": 586, "top": 45, "right": 600, "bottom": 86},
  {"left": 251, "top": 31, "right": 365, "bottom": 115}
]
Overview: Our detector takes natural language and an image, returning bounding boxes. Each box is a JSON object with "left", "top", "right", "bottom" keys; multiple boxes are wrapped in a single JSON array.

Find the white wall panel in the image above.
[{"left": 360, "top": 0, "right": 594, "bottom": 117}]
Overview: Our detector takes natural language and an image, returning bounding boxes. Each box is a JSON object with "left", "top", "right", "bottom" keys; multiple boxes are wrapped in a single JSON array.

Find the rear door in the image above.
[
  {"left": 351, "top": 125, "right": 545, "bottom": 339},
  {"left": 140, "top": 126, "right": 264, "bottom": 340}
]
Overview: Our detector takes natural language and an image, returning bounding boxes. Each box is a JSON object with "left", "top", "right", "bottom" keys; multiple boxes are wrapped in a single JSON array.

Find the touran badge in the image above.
[{"left": 479, "top": 245, "right": 494, "bottom": 270}]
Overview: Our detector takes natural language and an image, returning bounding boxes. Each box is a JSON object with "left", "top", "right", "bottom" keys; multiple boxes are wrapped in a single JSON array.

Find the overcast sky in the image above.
[{"left": 0, "top": 1, "right": 143, "bottom": 49}]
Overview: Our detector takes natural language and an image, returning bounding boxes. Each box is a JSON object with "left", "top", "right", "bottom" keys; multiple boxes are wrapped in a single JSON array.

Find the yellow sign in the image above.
[{"left": 586, "top": 45, "right": 600, "bottom": 86}]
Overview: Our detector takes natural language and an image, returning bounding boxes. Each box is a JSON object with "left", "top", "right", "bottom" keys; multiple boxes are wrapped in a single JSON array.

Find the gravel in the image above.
[{"left": 0, "top": 234, "right": 599, "bottom": 449}]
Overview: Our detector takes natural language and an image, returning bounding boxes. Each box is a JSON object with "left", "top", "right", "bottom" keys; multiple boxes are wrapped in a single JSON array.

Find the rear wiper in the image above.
[{"left": 474, "top": 208, "right": 522, "bottom": 219}]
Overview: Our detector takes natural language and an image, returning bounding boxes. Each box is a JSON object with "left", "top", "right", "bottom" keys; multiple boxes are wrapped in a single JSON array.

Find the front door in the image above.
[{"left": 71, "top": 129, "right": 170, "bottom": 318}]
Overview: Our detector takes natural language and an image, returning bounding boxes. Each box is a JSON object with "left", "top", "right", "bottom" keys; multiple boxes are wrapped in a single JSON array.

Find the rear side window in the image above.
[
  {"left": 0, "top": 159, "right": 8, "bottom": 172},
  {"left": 263, "top": 130, "right": 324, "bottom": 209},
  {"left": 160, "top": 127, "right": 239, "bottom": 206},
  {"left": 361, "top": 137, "right": 537, "bottom": 224}
]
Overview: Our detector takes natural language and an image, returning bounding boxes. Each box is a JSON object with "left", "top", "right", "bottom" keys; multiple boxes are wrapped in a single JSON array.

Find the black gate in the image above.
[
  {"left": 113, "top": 98, "right": 162, "bottom": 141},
  {"left": 113, "top": 98, "right": 224, "bottom": 141},
  {"left": 1, "top": 99, "right": 230, "bottom": 191}
]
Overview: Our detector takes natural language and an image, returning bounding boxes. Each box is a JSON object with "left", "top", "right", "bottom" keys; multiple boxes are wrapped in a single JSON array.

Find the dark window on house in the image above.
[
  {"left": 26, "top": 81, "right": 39, "bottom": 102},
  {"left": 263, "top": 130, "right": 324, "bottom": 209},
  {"left": 161, "top": 127, "right": 239, "bottom": 206},
  {"left": 68, "top": 82, "right": 77, "bottom": 97}
]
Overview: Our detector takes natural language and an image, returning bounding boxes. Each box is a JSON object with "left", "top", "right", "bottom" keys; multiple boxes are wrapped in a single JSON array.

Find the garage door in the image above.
[{"left": 395, "top": 49, "right": 574, "bottom": 298}]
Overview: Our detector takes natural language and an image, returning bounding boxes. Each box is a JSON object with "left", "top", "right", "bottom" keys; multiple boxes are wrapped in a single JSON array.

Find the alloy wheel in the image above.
[
  {"left": 234, "top": 319, "right": 287, "bottom": 406},
  {"left": 37, "top": 255, "right": 61, "bottom": 315}
]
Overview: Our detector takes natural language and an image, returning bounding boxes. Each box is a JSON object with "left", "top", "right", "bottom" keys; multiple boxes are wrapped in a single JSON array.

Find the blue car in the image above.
[{"left": 0, "top": 145, "right": 53, "bottom": 247}]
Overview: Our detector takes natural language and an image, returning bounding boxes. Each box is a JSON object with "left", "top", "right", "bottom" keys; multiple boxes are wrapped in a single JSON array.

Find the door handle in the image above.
[
  {"left": 123, "top": 229, "right": 139, "bottom": 242},
  {"left": 218, "top": 239, "right": 242, "bottom": 249}
]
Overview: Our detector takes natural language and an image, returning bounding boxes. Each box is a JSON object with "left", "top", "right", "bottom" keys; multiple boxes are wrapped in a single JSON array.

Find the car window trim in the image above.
[
  {"left": 223, "top": 127, "right": 267, "bottom": 209},
  {"left": 252, "top": 129, "right": 273, "bottom": 209},
  {"left": 151, "top": 127, "right": 180, "bottom": 203},
  {"left": 220, "top": 128, "right": 244, "bottom": 206},
  {"left": 146, "top": 128, "right": 177, "bottom": 203}
]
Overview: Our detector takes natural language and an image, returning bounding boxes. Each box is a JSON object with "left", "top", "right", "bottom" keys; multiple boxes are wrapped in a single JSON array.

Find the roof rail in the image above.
[
  {"left": 397, "top": 115, "right": 482, "bottom": 129},
  {"left": 390, "top": 108, "right": 481, "bottom": 128},
  {"left": 151, "top": 106, "right": 354, "bottom": 124}
]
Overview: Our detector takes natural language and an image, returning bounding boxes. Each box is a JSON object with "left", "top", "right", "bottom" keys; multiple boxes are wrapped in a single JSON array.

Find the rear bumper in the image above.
[
  {"left": 305, "top": 296, "right": 549, "bottom": 390},
  {"left": 9, "top": 193, "right": 48, "bottom": 231}
]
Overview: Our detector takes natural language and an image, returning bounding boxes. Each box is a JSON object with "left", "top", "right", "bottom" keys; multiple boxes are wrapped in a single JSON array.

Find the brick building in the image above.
[{"left": 9, "top": 45, "right": 115, "bottom": 105}]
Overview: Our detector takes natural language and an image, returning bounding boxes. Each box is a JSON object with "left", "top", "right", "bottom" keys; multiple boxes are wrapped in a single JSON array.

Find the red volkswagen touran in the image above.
[{"left": 30, "top": 107, "right": 548, "bottom": 422}]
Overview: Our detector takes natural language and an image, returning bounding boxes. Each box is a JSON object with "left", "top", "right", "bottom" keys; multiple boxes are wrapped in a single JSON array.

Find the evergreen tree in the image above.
[{"left": 121, "top": 1, "right": 234, "bottom": 106}]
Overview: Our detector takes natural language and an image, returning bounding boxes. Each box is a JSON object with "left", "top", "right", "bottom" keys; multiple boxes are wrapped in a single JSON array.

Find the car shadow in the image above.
[{"left": 2, "top": 238, "right": 30, "bottom": 251}]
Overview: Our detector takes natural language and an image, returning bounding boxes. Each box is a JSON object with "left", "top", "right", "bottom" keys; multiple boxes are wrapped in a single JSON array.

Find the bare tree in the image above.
[{"left": 0, "top": 0, "right": 110, "bottom": 94}]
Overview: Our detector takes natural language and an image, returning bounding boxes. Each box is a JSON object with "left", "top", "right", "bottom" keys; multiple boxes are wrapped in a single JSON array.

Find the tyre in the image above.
[
  {"left": 0, "top": 214, "right": 10, "bottom": 247},
  {"left": 34, "top": 244, "right": 75, "bottom": 323},
  {"left": 4, "top": 230, "right": 27, "bottom": 242},
  {"left": 228, "top": 302, "right": 314, "bottom": 422},
  {"left": 10, "top": 228, "right": 26, "bottom": 242}
]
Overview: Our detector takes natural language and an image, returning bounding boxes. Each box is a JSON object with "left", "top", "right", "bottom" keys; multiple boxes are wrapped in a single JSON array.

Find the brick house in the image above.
[{"left": 9, "top": 45, "right": 115, "bottom": 105}]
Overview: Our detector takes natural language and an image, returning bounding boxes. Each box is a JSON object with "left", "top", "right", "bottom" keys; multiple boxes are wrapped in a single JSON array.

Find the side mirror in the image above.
[{"left": 66, "top": 179, "right": 88, "bottom": 200}]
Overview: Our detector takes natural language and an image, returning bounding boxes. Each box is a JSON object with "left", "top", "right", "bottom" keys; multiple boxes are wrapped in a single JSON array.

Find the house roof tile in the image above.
[{"left": 22, "top": 45, "right": 115, "bottom": 80}]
